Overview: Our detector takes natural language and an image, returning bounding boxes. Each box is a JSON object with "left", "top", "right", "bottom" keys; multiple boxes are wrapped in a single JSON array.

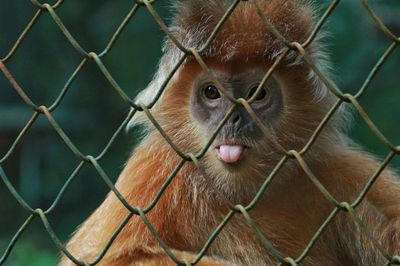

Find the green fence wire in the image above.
[{"left": 1, "top": 0, "right": 399, "bottom": 265}]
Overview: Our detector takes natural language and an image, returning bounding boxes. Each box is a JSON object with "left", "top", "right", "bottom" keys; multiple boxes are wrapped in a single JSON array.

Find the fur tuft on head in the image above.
[{"left": 169, "top": 0, "right": 315, "bottom": 61}]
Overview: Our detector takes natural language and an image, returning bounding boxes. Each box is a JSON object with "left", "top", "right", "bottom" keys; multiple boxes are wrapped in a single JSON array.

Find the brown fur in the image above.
[
  {"left": 60, "top": 1, "right": 400, "bottom": 265},
  {"left": 168, "top": 0, "right": 314, "bottom": 61}
]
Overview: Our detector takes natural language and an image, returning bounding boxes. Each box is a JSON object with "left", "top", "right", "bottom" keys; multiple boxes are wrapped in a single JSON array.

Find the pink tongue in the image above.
[{"left": 217, "top": 145, "right": 244, "bottom": 163}]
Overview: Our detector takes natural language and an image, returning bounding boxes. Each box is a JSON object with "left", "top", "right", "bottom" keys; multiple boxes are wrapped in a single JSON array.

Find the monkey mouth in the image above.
[{"left": 215, "top": 144, "right": 249, "bottom": 164}]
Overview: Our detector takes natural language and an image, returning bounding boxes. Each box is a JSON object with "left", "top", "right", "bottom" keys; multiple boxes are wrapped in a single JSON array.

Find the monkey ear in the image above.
[
  {"left": 126, "top": 46, "right": 180, "bottom": 132},
  {"left": 126, "top": 81, "right": 158, "bottom": 131}
]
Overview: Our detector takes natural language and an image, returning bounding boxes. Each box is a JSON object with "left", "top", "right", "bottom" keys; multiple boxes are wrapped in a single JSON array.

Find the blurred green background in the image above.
[{"left": 0, "top": 1, "right": 399, "bottom": 265}]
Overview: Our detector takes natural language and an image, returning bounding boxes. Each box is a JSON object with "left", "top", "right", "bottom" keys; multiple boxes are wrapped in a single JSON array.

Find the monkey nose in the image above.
[
  {"left": 230, "top": 114, "right": 240, "bottom": 124},
  {"left": 228, "top": 112, "right": 242, "bottom": 126},
  {"left": 216, "top": 145, "right": 244, "bottom": 163}
]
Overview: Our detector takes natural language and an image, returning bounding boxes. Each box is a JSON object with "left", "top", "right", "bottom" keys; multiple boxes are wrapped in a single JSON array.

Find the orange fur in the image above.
[{"left": 60, "top": 1, "right": 400, "bottom": 265}]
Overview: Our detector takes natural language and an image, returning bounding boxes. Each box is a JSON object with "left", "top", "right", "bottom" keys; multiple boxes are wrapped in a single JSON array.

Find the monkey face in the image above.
[{"left": 190, "top": 66, "right": 283, "bottom": 172}]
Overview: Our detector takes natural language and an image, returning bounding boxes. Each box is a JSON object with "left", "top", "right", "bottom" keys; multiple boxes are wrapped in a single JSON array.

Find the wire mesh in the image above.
[{"left": 0, "top": 0, "right": 399, "bottom": 265}]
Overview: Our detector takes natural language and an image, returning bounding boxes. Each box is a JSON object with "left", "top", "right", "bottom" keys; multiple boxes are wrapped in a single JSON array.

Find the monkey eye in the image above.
[
  {"left": 203, "top": 85, "right": 221, "bottom": 100},
  {"left": 248, "top": 86, "right": 267, "bottom": 101}
]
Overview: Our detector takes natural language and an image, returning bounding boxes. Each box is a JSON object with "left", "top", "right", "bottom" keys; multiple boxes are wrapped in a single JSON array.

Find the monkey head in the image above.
[{"left": 128, "top": 0, "right": 348, "bottom": 199}]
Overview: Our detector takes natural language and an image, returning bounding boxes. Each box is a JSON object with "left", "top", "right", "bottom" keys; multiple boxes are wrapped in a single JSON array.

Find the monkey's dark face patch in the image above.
[{"left": 190, "top": 67, "right": 283, "bottom": 164}]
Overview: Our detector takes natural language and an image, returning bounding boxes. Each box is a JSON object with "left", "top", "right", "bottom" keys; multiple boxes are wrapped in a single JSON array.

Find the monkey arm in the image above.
[
  {"left": 333, "top": 201, "right": 400, "bottom": 265},
  {"left": 59, "top": 133, "right": 228, "bottom": 266},
  {"left": 335, "top": 149, "right": 400, "bottom": 219},
  {"left": 326, "top": 149, "right": 400, "bottom": 263},
  {"left": 354, "top": 165, "right": 400, "bottom": 262},
  {"left": 110, "top": 250, "right": 232, "bottom": 266}
]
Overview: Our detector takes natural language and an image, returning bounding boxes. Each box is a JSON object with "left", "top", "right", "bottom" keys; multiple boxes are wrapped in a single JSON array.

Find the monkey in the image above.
[{"left": 60, "top": 0, "right": 400, "bottom": 265}]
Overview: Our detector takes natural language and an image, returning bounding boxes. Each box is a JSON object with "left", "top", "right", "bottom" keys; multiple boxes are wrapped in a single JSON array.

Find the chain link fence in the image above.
[{"left": 1, "top": 0, "right": 399, "bottom": 265}]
